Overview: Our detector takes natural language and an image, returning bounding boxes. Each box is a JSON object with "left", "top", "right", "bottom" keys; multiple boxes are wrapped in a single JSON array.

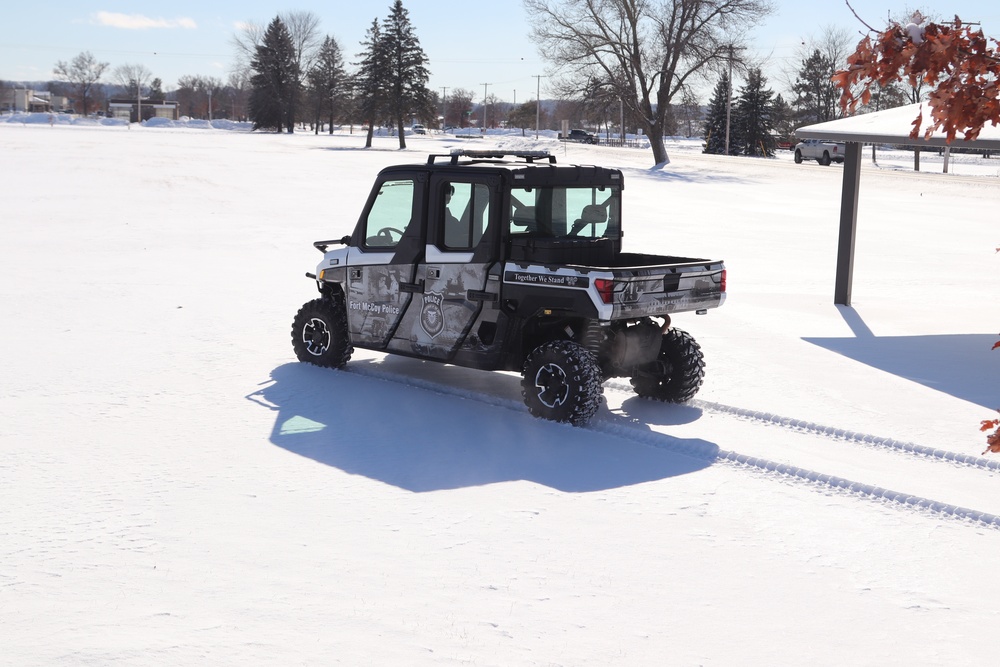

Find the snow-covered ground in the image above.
[{"left": 2, "top": 118, "right": 999, "bottom": 666}]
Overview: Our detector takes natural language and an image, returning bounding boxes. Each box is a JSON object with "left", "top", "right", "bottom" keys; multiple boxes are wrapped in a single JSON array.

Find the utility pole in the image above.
[
  {"left": 481, "top": 83, "right": 490, "bottom": 131},
  {"left": 724, "top": 44, "right": 745, "bottom": 156},
  {"left": 620, "top": 98, "right": 624, "bottom": 147},
  {"left": 440, "top": 86, "right": 448, "bottom": 127},
  {"left": 533, "top": 75, "right": 542, "bottom": 139}
]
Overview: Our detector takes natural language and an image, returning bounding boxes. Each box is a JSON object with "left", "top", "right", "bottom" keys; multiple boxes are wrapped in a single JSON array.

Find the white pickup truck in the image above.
[{"left": 794, "top": 139, "right": 845, "bottom": 166}]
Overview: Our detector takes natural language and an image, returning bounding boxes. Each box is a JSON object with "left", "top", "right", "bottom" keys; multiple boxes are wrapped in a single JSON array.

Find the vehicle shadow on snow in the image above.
[
  {"left": 804, "top": 306, "right": 1000, "bottom": 409},
  {"left": 248, "top": 361, "right": 717, "bottom": 493}
]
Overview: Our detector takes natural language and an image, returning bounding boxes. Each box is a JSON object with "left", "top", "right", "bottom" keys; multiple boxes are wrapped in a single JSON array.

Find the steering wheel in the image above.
[{"left": 376, "top": 227, "right": 405, "bottom": 243}]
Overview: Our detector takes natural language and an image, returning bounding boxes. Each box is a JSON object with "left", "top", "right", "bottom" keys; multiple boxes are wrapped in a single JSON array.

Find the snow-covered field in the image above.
[{"left": 2, "top": 117, "right": 999, "bottom": 666}]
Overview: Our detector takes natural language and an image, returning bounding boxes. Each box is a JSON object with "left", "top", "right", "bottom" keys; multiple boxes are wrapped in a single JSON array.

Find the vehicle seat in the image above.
[
  {"left": 511, "top": 206, "right": 536, "bottom": 228},
  {"left": 570, "top": 204, "right": 607, "bottom": 235}
]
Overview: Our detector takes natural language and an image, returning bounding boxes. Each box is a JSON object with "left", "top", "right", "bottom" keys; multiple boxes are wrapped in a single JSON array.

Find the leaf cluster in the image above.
[{"left": 832, "top": 16, "right": 1000, "bottom": 143}]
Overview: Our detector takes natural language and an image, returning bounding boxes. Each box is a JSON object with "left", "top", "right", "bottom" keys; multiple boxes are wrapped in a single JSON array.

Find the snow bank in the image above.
[
  {"left": 143, "top": 117, "right": 253, "bottom": 131},
  {"left": 0, "top": 112, "right": 126, "bottom": 127}
]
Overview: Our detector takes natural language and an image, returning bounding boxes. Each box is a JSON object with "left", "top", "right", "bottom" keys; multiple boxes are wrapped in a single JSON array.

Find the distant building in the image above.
[
  {"left": 0, "top": 88, "right": 72, "bottom": 113},
  {"left": 107, "top": 98, "right": 180, "bottom": 122}
]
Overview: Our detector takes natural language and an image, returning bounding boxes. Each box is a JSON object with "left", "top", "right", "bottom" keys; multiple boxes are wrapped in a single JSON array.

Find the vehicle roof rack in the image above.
[{"left": 427, "top": 149, "right": 557, "bottom": 166}]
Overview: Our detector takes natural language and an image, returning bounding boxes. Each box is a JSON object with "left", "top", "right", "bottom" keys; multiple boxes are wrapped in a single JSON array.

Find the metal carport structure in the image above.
[{"left": 795, "top": 103, "right": 1000, "bottom": 305}]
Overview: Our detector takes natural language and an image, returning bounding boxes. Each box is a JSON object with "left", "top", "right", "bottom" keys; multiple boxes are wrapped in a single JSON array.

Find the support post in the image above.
[{"left": 835, "top": 142, "right": 863, "bottom": 305}]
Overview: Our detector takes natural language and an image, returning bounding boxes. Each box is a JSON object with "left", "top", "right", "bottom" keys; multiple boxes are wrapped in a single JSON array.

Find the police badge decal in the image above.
[{"left": 419, "top": 291, "right": 445, "bottom": 338}]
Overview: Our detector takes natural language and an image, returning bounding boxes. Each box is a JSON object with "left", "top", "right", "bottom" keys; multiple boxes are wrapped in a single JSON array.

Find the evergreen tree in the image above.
[
  {"left": 702, "top": 72, "right": 732, "bottom": 155},
  {"left": 770, "top": 94, "right": 795, "bottom": 145},
  {"left": 733, "top": 68, "right": 776, "bottom": 157},
  {"left": 381, "top": 0, "right": 433, "bottom": 149},
  {"left": 249, "top": 17, "right": 300, "bottom": 133},
  {"left": 354, "top": 18, "right": 390, "bottom": 148},
  {"left": 148, "top": 78, "right": 164, "bottom": 100},
  {"left": 307, "top": 35, "right": 348, "bottom": 135},
  {"left": 508, "top": 101, "right": 538, "bottom": 136},
  {"left": 792, "top": 49, "right": 839, "bottom": 125}
]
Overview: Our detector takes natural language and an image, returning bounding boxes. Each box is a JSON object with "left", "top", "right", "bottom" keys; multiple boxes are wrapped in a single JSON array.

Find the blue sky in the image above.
[{"left": 2, "top": 1, "right": 997, "bottom": 102}]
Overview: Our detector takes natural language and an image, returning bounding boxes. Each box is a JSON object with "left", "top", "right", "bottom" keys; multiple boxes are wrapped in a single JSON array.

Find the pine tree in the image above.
[
  {"left": 381, "top": 0, "right": 432, "bottom": 149},
  {"left": 354, "top": 18, "right": 390, "bottom": 148},
  {"left": 770, "top": 94, "right": 795, "bottom": 145},
  {"left": 307, "top": 36, "right": 347, "bottom": 135},
  {"left": 792, "top": 49, "right": 839, "bottom": 125},
  {"left": 249, "top": 17, "right": 300, "bottom": 133},
  {"left": 702, "top": 73, "right": 731, "bottom": 155},
  {"left": 734, "top": 68, "right": 776, "bottom": 157},
  {"left": 148, "top": 78, "right": 164, "bottom": 101}
]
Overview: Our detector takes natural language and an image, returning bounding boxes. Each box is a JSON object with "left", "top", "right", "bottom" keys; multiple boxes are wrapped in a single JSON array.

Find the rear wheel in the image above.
[
  {"left": 630, "top": 328, "right": 705, "bottom": 403},
  {"left": 521, "top": 341, "right": 603, "bottom": 425},
  {"left": 819, "top": 151, "right": 832, "bottom": 166},
  {"left": 291, "top": 296, "right": 353, "bottom": 368}
]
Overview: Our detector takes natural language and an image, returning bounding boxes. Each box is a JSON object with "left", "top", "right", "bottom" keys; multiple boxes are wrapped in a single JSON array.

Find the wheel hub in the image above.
[
  {"left": 534, "top": 363, "right": 570, "bottom": 408},
  {"left": 303, "top": 318, "right": 331, "bottom": 356}
]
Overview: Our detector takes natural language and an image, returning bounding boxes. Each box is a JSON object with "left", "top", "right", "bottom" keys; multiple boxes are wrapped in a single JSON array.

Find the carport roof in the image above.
[{"left": 796, "top": 102, "right": 1000, "bottom": 150}]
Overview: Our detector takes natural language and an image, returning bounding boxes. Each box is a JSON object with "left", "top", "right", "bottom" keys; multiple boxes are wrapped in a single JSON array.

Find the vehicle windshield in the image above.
[{"left": 509, "top": 186, "right": 621, "bottom": 240}]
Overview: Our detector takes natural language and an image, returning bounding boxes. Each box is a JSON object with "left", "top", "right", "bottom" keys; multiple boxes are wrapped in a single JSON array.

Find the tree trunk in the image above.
[
  {"left": 365, "top": 123, "right": 374, "bottom": 148},
  {"left": 397, "top": 118, "right": 406, "bottom": 149},
  {"left": 645, "top": 123, "right": 670, "bottom": 166}
]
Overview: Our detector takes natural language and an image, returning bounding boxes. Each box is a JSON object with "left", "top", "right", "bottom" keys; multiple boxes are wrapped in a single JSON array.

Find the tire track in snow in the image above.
[
  {"left": 590, "top": 419, "right": 1000, "bottom": 530},
  {"left": 603, "top": 379, "right": 1000, "bottom": 473},
  {"left": 343, "top": 365, "right": 1000, "bottom": 530}
]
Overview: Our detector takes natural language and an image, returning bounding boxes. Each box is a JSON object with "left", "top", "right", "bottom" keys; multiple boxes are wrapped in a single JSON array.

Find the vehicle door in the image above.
[
  {"left": 345, "top": 172, "right": 426, "bottom": 348},
  {"left": 387, "top": 173, "right": 500, "bottom": 360}
]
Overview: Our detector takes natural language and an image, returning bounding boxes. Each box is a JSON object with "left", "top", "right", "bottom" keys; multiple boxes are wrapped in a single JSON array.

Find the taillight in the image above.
[
  {"left": 594, "top": 278, "right": 614, "bottom": 304},
  {"left": 720, "top": 270, "right": 727, "bottom": 292}
]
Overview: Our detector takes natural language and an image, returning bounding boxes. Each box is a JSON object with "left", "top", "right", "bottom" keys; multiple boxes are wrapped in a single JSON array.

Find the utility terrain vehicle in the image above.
[{"left": 292, "top": 150, "right": 726, "bottom": 425}]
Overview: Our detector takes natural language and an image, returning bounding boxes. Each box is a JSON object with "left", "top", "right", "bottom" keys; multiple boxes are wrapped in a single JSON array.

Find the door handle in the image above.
[
  {"left": 467, "top": 289, "right": 498, "bottom": 302},
  {"left": 400, "top": 280, "right": 425, "bottom": 293}
]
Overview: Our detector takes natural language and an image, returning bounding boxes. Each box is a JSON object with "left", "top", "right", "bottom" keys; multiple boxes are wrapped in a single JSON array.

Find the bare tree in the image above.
[
  {"left": 53, "top": 51, "right": 109, "bottom": 116},
  {"left": 231, "top": 21, "right": 266, "bottom": 73},
  {"left": 227, "top": 69, "right": 252, "bottom": 121},
  {"left": 111, "top": 63, "right": 153, "bottom": 98},
  {"left": 282, "top": 11, "right": 323, "bottom": 79},
  {"left": 675, "top": 87, "right": 702, "bottom": 138},
  {"left": 175, "top": 75, "right": 223, "bottom": 119},
  {"left": 524, "top": 0, "right": 772, "bottom": 166},
  {"left": 446, "top": 87, "right": 475, "bottom": 127}
]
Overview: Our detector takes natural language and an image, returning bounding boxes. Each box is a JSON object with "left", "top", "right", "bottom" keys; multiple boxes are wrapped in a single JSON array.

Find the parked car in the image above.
[
  {"left": 559, "top": 129, "right": 599, "bottom": 144},
  {"left": 794, "top": 139, "right": 845, "bottom": 165},
  {"left": 410, "top": 124, "right": 426, "bottom": 135}
]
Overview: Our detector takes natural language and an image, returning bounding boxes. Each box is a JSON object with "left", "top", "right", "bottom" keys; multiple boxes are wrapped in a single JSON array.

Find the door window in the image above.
[
  {"left": 364, "top": 179, "right": 414, "bottom": 248},
  {"left": 442, "top": 181, "right": 491, "bottom": 250}
]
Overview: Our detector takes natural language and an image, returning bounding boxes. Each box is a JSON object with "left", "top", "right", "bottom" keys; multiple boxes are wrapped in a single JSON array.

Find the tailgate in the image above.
[{"left": 608, "top": 262, "right": 726, "bottom": 318}]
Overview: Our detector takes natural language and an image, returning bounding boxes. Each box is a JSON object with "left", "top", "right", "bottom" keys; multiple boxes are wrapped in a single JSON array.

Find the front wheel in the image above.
[
  {"left": 794, "top": 150, "right": 803, "bottom": 164},
  {"left": 521, "top": 341, "right": 603, "bottom": 425},
  {"left": 630, "top": 328, "right": 705, "bottom": 403},
  {"left": 291, "top": 297, "right": 353, "bottom": 368}
]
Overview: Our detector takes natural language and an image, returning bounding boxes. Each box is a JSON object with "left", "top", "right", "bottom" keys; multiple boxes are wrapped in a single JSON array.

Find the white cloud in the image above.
[{"left": 93, "top": 11, "right": 197, "bottom": 30}]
